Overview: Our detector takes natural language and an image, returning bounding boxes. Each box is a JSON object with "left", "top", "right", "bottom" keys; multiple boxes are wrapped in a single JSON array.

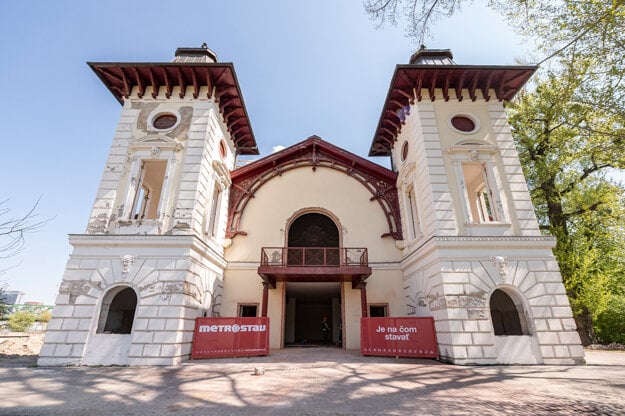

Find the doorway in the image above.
[{"left": 284, "top": 282, "right": 342, "bottom": 347}]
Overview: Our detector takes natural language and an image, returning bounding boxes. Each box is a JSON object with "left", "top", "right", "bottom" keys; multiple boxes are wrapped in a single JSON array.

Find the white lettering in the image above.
[{"left": 197, "top": 322, "right": 267, "bottom": 333}]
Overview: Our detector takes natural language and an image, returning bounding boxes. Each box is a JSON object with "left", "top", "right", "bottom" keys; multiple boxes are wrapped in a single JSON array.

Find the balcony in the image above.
[{"left": 258, "top": 247, "right": 371, "bottom": 287}]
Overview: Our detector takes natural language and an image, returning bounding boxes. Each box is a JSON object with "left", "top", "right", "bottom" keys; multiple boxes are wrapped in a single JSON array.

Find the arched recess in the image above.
[
  {"left": 287, "top": 212, "right": 340, "bottom": 266},
  {"left": 226, "top": 136, "right": 402, "bottom": 240},
  {"left": 489, "top": 288, "right": 530, "bottom": 336},
  {"left": 97, "top": 286, "right": 138, "bottom": 334}
]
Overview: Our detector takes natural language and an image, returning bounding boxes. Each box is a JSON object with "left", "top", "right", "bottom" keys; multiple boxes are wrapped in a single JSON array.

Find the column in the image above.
[
  {"left": 261, "top": 281, "right": 270, "bottom": 317},
  {"left": 360, "top": 282, "right": 368, "bottom": 317}
]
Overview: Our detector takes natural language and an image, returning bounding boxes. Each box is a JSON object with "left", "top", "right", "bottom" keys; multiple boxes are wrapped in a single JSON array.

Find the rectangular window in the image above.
[
  {"left": 238, "top": 304, "right": 258, "bottom": 317},
  {"left": 407, "top": 187, "right": 420, "bottom": 239},
  {"left": 369, "top": 304, "right": 388, "bottom": 317},
  {"left": 206, "top": 184, "right": 222, "bottom": 237},
  {"left": 131, "top": 160, "right": 167, "bottom": 220},
  {"left": 462, "top": 163, "right": 497, "bottom": 223}
]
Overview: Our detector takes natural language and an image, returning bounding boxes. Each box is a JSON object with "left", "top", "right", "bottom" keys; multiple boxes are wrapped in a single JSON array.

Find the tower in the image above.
[
  {"left": 370, "top": 47, "right": 584, "bottom": 364},
  {"left": 38, "top": 46, "right": 258, "bottom": 366}
]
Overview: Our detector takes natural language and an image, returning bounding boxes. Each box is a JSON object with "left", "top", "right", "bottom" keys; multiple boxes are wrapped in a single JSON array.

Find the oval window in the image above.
[
  {"left": 401, "top": 141, "right": 409, "bottom": 162},
  {"left": 451, "top": 116, "right": 476, "bottom": 132},
  {"left": 153, "top": 114, "right": 177, "bottom": 130}
]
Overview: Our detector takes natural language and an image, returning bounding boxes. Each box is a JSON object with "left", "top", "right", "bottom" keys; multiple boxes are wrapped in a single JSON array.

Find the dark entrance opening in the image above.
[
  {"left": 284, "top": 282, "right": 342, "bottom": 347},
  {"left": 490, "top": 289, "right": 527, "bottom": 336},
  {"left": 100, "top": 287, "right": 137, "bottom": 334}
]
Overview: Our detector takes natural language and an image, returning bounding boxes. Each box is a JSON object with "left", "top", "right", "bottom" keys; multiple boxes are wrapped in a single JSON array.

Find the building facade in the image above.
[{"left": 39, "top": 46, "right": 584, "bottom": 366}]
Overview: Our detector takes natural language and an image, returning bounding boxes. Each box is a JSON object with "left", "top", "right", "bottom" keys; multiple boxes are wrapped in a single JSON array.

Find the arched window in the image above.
[
  {"left": 97, "top": 287, "right": 137, "bottom": 334},
  {"left": 287, "top": 213, "right": 340, "bottom": 265},
  {"left": 490, "top": 289, "right": 529, "bottom": 336}
]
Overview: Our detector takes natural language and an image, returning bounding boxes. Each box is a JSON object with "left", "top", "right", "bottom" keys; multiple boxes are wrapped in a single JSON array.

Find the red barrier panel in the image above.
[
  {"left": 191, "top": 317, "right": 269, "bottom": 359},
  {"left": 361, "top": 317, "right": 438, "bottom": 358}
]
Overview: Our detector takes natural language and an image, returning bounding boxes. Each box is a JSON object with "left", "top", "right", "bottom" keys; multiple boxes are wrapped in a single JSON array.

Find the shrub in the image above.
[
  {"left": 594, "top": 295, "right": 625, "bottom": 345},
  {"left": 7, "top": 310, "right": 36, "bottom": 332},
  {"left": 36, "top": 310, "right": 52, "bottom": 323}
]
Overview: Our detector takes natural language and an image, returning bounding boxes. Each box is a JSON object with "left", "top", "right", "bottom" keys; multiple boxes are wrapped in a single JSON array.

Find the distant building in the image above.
[
  {"left": 2, "top": 291, "right": 24, "bottom": 306},
  {"left": 39, "top": 46, "right": 584, "bottom": 366}
]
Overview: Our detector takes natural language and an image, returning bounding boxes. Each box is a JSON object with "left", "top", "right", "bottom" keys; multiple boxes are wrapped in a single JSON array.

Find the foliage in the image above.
[
  {"left": 364, "top": 0, "right": 625, "bottom": 343},
  {"left": 364, "top": 0, "right": 625, "bottom": 68},
  {"left": 507, "top": 63, "right": 625, "bottom": 343},
  {"left": 36, "top": 310, "right": 52, "bottom": 323},
  {"left": 7, "top": 310, "right": 36, "bottom": 332},
  {"left": 595, "top": 295, "right": 625, "bottom": 344}
]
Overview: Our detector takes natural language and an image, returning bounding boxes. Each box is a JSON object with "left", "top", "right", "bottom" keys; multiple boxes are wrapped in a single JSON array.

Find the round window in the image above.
[
  {"left": 451, "top": 115, "right": 476, "bottom": 132},
  {"left": 400, "top": 141, "right": 409, "bottom": 162},
  {"left": 153, "top": 114, "right": 177, "bottom": 130}
]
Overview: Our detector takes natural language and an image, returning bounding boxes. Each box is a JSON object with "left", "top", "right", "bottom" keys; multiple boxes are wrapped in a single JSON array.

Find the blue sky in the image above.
[{"left": 0, "top": 1, "right": 530, "bottom": 304}]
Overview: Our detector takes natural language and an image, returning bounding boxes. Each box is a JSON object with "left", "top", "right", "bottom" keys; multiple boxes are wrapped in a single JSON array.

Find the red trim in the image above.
[
  {"left": 88, "top": 62, "right": 258, "bottom": 155},
  {"left": 369, "top": 65, "right": 537, "bottom": 156},
  {"left": 227, "top": 136, "right": 403, "bottom": 240}
]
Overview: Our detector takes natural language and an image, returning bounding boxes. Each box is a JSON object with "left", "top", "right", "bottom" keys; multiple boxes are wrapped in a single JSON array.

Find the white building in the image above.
[{"left": 38, "top": 46, "right": 584, "bottom": 366}]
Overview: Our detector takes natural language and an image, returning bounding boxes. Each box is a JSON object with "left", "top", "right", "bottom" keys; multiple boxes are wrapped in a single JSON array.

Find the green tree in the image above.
[
  {"left": 365, "top": 0, "right": 625, "bottom": 343},
  {"left": 508, "top": 63, "right": 625, "bottom": 343},
  {"left": 7, "top": 310, "right": 36, "bottom": 332}
]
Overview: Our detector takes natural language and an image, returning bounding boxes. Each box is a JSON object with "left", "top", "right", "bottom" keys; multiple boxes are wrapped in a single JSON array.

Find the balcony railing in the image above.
[{"left": 260, "top": 247, "right": 368, "bottom": 268}]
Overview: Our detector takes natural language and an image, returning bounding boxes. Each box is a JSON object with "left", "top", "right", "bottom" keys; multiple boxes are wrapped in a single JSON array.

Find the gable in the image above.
[{"left": 226, "top": 136, "right": 402, "bottom": 240}]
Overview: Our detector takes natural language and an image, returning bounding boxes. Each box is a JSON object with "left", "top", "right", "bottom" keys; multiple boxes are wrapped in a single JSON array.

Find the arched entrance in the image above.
[
  {"left": 284, "top": 212, "right": 342, "bottom": 346},
  {"left": 489, "top": 288, "right": 541, "bottom": 364},
  {"left": 490, "top": 288, "right": 529, "bottom": 336},
  {"left": 97, "top": 286, "right": 138, "bottom": 334}
]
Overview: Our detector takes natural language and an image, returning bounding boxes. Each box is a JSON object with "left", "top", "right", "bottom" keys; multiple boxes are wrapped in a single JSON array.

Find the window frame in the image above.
[
  {"left": 448, "top": 143, "right": 508, "bottom": 225},
  {"left": 238, "top": 303, "right": 259, "bottom": 317},
  {"left": 368, "top": 304, "right": 389, "bottom": 318},
  {"left": 121, "top": 138, "right": 183, "bottom": 223}
]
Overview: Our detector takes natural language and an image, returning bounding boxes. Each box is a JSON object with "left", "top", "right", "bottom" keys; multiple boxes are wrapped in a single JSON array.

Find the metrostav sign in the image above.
[
  {"left": 191, "top": 317, "right": 269, "bottom": 358},
  {"left": 361, "top": 317, "right": 438, "bottom": 358}
]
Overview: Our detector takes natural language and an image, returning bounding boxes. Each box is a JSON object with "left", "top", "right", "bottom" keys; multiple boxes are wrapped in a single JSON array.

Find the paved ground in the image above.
[{"left": 0, "top": 349, "right": 624, "bottom": 415}]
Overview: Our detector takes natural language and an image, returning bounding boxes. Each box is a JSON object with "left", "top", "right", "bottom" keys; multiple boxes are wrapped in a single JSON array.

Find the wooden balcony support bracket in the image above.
[
  {"left": 205, "top": 68, "right": 213, "bottom": 99},
  {"left": 132, "top": 67, "right": 144, "bottom": 98},
  {"left": 443, "top": 71, "right": 451, "bottom": 102},
  {"left": 415, "top": 71, "right": 424, "bottom": 102},
  {"left": 469, "top": 72, "right": 478, "bottom": 102},
  {"left": 162, "top": 67, "right": 172, "bottom": 99},
  {"left": 213, "top": 67, "right": 230, "bottom": 91},
  {"left": 428, "top": 72, "right": 437, "bottom": 101},
  {"left": 395, "top": 88, "right": 413, "bottom": 103},
  {"left": 456, "top": 70, "right": 467, "bottom": 102},
  {"left": 176, "top": 67, "right": 186, "bottom": 99},
  {"left": 482, "top": 71, "right": 494, "bottom": 102},
  {"left": 147, "top": 66, "right": 158, "bottom": 99},
  {"left": 119, "top": 67, "right": 131, "bottom": 99},
  {"left": 496, "top": 71, "right": 506, "bottom": 101},
  {"left": 191, "top": 69, "right": 199, "bottom": 98}
]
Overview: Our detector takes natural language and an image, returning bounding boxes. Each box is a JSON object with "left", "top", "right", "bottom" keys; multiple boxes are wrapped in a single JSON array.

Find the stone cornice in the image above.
[{"left": 68, "top": 234, "right": 227, "bottom": 268}]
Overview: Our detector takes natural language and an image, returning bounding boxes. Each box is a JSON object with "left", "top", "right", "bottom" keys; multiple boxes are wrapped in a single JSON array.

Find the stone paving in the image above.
[{"left": 0, "top": 348, "right": 624, "bottom": 415}]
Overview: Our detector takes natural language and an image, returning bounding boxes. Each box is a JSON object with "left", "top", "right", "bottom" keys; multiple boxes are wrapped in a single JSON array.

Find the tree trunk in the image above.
[{"left": 574, "top": 311, "right": 595, "bottom": 346}]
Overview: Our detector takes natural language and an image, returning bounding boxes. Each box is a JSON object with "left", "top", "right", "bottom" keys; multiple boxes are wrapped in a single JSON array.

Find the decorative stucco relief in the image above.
[
  {"left": 121, "top": 255, "right": 136, "bottom": 276},
  {"left": 58, "top": 281, "right": 102, "bottom": 305},
  {"left": 139, "top": 281, "right": 202, "bottom": 302},
  {"left": 428, "top": 292, "right": 487, "bottom": 311}
]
